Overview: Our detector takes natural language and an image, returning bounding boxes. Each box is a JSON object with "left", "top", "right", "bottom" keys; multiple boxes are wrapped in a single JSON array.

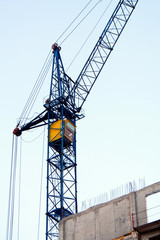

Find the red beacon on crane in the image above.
[{"left": 52, "top": 43, "right": 61, "bottom": 53}]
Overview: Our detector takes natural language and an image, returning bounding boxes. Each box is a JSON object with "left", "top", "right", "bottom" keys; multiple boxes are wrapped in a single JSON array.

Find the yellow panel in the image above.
[
  {"left": 49, "top": 120, "right": 62, "bottom": 142},
  {"left": 49, "top": 119, "right": 76, "bottom": 143}
]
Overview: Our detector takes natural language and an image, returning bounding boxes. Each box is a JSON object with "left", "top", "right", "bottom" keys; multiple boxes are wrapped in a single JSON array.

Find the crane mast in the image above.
[
  {"left": 44, "top": 44, "right": 82, "bottom": 239},
  {"left": 13, "top": 0, "right": 139, "bottom": 239}
]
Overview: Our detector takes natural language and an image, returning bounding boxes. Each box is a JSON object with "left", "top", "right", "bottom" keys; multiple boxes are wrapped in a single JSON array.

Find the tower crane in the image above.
[{"left": 13, "top": 0, "right": 139, "bottom": 239}]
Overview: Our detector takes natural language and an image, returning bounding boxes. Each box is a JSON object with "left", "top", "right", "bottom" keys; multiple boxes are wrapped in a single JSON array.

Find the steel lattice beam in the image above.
[
  {"left": 46, "top": 47, "right": 78, "bottom": 240},
  {"left": 70, "top": 0, "right": 139, "bottom": 111}
]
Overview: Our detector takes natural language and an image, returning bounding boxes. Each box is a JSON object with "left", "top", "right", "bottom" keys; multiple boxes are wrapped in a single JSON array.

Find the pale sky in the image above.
[{"left": 1, "top": 0, "right": 160, "bottom": 239}]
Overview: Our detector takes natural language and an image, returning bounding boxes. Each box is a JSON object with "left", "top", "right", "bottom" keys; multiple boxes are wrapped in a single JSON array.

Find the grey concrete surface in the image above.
[{"left": 59, "top": 182, "right": 160, "bottom": 240}]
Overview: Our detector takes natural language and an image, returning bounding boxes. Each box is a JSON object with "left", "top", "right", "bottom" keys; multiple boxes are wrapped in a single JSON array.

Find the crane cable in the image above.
[
  {"left": 19, "top": 51, "right": 52, "bottom": 126},
  {"left": 37, "top": 127, "right": 46, "bottom": 240},
  {"left": 66, "top": 0, "right": 115, "bottom": 71},
  {"left": 21, "top": 127, "right": 46, "bottom": 143},
  {"left": 56, "top": 0, "right": 93, "bottom": 43},
  {"left": 6, "top": 131, "right": 45, "bottom": 240},
  {"left": 24, "top": 54, "right": 53, "bottom": 123},
  {"left": 8, "top": 1, "right": 108, "bottom": 237},
  {"left": 17, "top": 137, "right": 22, "bottom": 240},
  {"left": 6, "top": 135, "right": 18, "bottom": 240},
  {"left": 59, "top": 0, "right": 103, "bottom": 46},
  {"left": 17, "top": 0, "right": 103, "bottom": 127}
]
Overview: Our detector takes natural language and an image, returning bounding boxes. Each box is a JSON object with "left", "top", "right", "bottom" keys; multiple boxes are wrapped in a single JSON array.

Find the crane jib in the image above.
[{"left": 70, "top": 0, "right": 139, "bottom": 111}]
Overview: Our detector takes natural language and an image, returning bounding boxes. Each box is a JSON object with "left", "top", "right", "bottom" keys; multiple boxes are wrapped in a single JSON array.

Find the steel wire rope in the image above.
[
  {"left": 6, "top": 135, "right": 18, "bottom": 240},
  {"left": 24, "top": 54, "right": 53, "bottom": 122},
  {"left": 6, "top": 135, "right": 15, "bottom": 240},
  {"left": 132, "top": 204, "right": 160, "bottom": 222},
  {"left": 19, "top": 50, "right": 52, "bottom": 126},
  {"left": 37, "top": 127, "right": 46, "bottom": 240},
  {"left": 17, "top": 0, "right": 103, "bottom": 127},
  {"left": 134, "top": 211, "right": 160, "bottom": 222},
  {"left": 56, "top": 0, "right": 93, "bottom": 43},
  {"left": 147, "top": 204, "right": 160, "bottom": 212},
  {"left": 17, "top": 137, "right": 22, "bottom": 240},
  {"left": 59, "top": 0, "right": 103, "bottom": 46},
  {"left": 9, "top": 137, "right": 18, "bottom": 240},
  {"left": 133, "top": 204, "right": 160, "bottom": 216},
  {"left": 21, "top": 127, "right": 46, "bottom": 143},
  {"left": 18, "top": 0, "right": 94, "bottom": 126},
  {"left": 20, "top": 111, "right": 41, "bottom": 123},
  {"left": 147, "top": 211, "right": 160, "bottom": 219},
  {"left": 19, "top": 50, "right": 51, "bottom": 119},
  {"left": 66, "top": 0, "right": 114, "bottom": 71},
  {"left": 20, "top": 53, "right": 52, "bottom": 125}
]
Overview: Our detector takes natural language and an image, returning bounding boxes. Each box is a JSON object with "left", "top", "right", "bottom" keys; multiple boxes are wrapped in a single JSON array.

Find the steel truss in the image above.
[
  {"left": 45, "top": 45, "right": 78, "bottom": 240},
  {"left": 71, "top": 0, "right": 139, "bottom": 111}
]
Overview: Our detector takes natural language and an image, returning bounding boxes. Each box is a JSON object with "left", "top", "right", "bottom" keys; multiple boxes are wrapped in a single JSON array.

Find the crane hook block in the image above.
[
  {"left": 13, "top": 127, "right": 21, "bottom": 136},
  {"left": 52, "top": 43, "right": 61, "bottom": 52}
]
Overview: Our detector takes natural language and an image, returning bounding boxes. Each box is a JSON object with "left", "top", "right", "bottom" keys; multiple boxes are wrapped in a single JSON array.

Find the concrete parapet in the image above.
[{"left": 59, "top": 182, "right": 160, "bottom": 240}]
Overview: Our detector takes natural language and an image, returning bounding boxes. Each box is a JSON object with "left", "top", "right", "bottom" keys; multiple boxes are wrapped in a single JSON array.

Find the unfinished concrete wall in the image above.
[
  {"left": 59, "top": 182, "right": 160, "bottom": 240},
  {"left": 60, "top": 193, "right": 136, "bottom": 240},
  {"left": 135, "top": 182, "right": 160, "bottom": 226}
]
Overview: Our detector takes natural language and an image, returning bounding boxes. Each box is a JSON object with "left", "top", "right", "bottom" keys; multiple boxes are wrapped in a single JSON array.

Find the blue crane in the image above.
[{"left": 13, "top": 0, "right": 139, "bottom": 239}]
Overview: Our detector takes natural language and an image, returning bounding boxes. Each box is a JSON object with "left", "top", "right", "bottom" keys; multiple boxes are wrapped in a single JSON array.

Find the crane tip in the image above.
[{"left": 52, "top": 43, "right": 61, "bottom": 52}]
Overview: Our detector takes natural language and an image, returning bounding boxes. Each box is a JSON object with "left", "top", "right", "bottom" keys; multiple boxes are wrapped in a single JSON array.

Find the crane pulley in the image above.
[{"left": 13, "top": 1, "right": 139, "bottom": 239}]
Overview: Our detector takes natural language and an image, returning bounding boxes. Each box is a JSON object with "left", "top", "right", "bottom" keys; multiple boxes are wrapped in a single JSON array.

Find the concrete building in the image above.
[{"left": 59, "top": 182, "right": 160, "bottom": 240}]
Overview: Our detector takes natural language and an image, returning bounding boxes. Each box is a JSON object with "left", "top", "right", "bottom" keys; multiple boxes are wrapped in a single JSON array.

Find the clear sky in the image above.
[{"left": 1, "top": 0, "right": 160, "bottom": 239}]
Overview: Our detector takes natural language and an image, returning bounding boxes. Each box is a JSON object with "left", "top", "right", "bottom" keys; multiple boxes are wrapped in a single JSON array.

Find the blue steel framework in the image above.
[
  {"left": 13, "top": 1, "right": 139, "bottom": 239},
  {"left": 45, "top": 45, "right": 81, "bottom": 239}
]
